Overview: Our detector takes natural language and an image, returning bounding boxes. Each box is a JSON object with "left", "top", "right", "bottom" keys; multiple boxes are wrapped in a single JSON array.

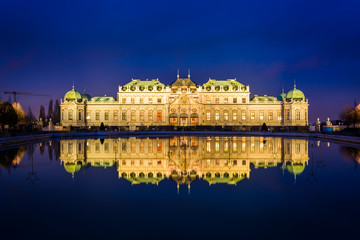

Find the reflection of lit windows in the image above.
[
  {"left": 215, "top": 141, "right": 220, "bottom": 152},
  {"left": 157, "top": 98, "right": 162, "bottom": 103},
  {"left": 95, "top": 143, "right": 100, "bottom": 152},
  {"left": 157, "top": 142, "right": 162, "bottom": 152},
  {"left": 260, "top": 142, "right": 264, "bottom": 153},
  {"left": 148, "top": 160, "right": 152, "bottom": 165},
  {"left": 206, "top": 159, "right": 211, "bottom": 167},
  {"left": 157, "top": 160, "right": 161, "bottom": 166},
  {"left": 131, "top": 142, "right": 135, "bottom": 152},
  {"left": 242, "top": 160, "right": 246, "bottom": 165},
  {"left": 215, "top": 112, "right": 220, "bottom": 121},
  {"left": 216, "top": 160, "right": 220, "bottom": 165},
  {"left": 250, "top": 111, "right": 255, "bottom": 120},
  {"left": 215, "top": 98, "right": 219, "bottom": 103},
  {"left": 269, "top": 142, "right": 273, "bottom": 152},
  {"left": 242, "top": 142, "right": 246, "bottom": 153},
  {"left": 206, "top": 141, "right": 211, "bottom": 153},
  {"left": 131, "top": 160, "right": 135, "bottom": 166},
  {"left": 233, "top": 160, "right": 237, "bottom": 165},
  {"left": 140, "top": 142, "right": 144, "bottom": 153},
  {"left": 105, "top": 143, "right": 109, "bottom": 152},
  {"left": 122, "top": 142, "right": 127, "bottom": 151},
  {"left": 251, "top": 143, "right": 255, "bottom": 153},
  {"left": 148, "top": 142, "right": 153, "bottom": 153},
  {"left": 259, "top": 111, "right": 264, "bottom": 120},
  {"left": 206, "top": 98, "right": 211, "bottom": 104},
  {"left": 233, "top": 142, "right": 237, "bottom": 152},
  {"left": 296, "top": 143, "right": 301, "bottom": 154},
  {"left": 224, "top": 141, "right": 229, "bottom": 152}
]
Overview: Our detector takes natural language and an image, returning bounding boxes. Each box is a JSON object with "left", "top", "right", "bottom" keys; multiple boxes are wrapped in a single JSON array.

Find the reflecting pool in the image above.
[{"left": 1, "top": 136, "right": 360, "bottom": 239}]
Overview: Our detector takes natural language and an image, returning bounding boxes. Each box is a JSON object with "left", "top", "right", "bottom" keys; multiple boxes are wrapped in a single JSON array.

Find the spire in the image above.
[
  {"left": 177, "top": 69, "right": 179, "bottom": 79},
  {"left": 72, "top": 80, "right": 75, "bottom": 90},
  {"left": 294, "top": 79, "right": 296, "bottom": 89},
  {"left": 188, "top": 69, "right": 190, "bottom": 79}
]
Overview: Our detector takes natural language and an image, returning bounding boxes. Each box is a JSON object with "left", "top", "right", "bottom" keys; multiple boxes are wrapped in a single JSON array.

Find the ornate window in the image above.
[
  {"left": 157, "top": 110, "right": 162, "bottom": 121},
  {"left": 259, "top": 111, "right": 264, "bottom": 120},
  {"left": 86, "top": 111, "right": 91, "bottom": 120},
  {"left": 233, "top": 110, "right": 237, "bottom": 121},
  {"left": 215, "top": 98, "right": 219, "bottom": 104},
  {"left": 131, "top": 98, "right": 135, "bottom": 104},
  {"left": 148, "top": 98, "right": 153, "bottom": 104},
  {"left": 224, "top": 111, "right": 229, "bottom": 121},
  {"left": 296, "top": 110, "right": 300, "bottom": 120},
  {"left": 122, "top": 111, "right": 127, "bottom": 121},
  {"left": 277, "top": 110, "right": 282, "bottom": 121},
  {"left": 105, "top": 112, "right": 109, "bottom": 120},
  {"left": 131, "top": 111, "right": 136, "bottom": 121},
  {"left": 250, "top": 111, "right": 255, "bottom": 120},
  {"left": 242, "top": 98, "right": 246, "bottom": 103},
  {"left": 68, "top": 111, "right": 73, "bottom": 120},
  {"left": 233, "top": 98, "right": 237, "bottom": 103},
  {"left": 113, "top": 111, "right": 118, "bottom": 120},
  {"left": 268, "top": 111, "right": 273, "bottom": 120},
  {"left": 140, "top": 110, "right": 145, "bottom": 121},
  {"left": 215, "top": 111, "right": 220, "bottom": 121},
  {"left": 95, "top": 112, "right": 100, "bottom": 121},
  {"left": 242, "top": 110, "right": 246, "bottom": 120},
  {"left": 122, "top": 98, "right": 126, "bottom": 104},
  {"left": 148, "top": 110, "right": 153, "bottom": 121},
  {"left": 206, "top": 111, "right": 211, "bottom": 121},
  {"left": 224, "top": 98, "right": 228, "bottom": 104},
  {"left": 157, "top": 98, "right": 162, "bottom": 103}
]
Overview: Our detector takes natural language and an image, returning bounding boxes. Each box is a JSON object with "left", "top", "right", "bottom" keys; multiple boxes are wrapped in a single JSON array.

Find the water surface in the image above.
[{"left": 1, "top": 136, "right": 360, "bottom": 239}]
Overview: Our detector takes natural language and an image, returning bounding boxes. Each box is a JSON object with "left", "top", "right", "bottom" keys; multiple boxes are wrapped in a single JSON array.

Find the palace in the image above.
[
  {"left": 60, "top": 72, "right": 308, "bottom": 129},
  {"left": 60, "top": 136, "right": 309, "bottom": 185}
]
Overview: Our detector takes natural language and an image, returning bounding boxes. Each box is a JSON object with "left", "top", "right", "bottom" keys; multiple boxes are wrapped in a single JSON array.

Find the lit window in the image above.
[
  {"left": 131, "top": 111, "right": 135, "bottom": 121},
  {"left": 207, "top": 141, "right": 211, "bottom": 152},
  {"left": 259, "top": 111, "right": 264, "bottom": 120},
  {"left": 157, "top": 98, "right": 161, "bottom": 103},
  {"left": 233, "top": 142, "right": 237, "bottom": 152},
  {"left": 140, "top": 110, "right": 144, "bottom": 121},
  {"left": 233, "top": 98, "right": 237, "bottom": 103},
  {"left": 224, "top": 111, "right": 228, "bottom": 121},
  {"left": 233, "top": 111, "right": 237, "bottom": 120},
  {"left": 206, "top": 98, "right": 211, "bottom": 104},
  {"left": 277, "top": 111, "right": 282, "bottom": 121},
  {"left": 224, "top": 141, "right": 228, "bottom": 152},
  {"left": 148, "top": 110, "right": 153, "bottom": 121},
  {"left": 242, "top": 98, "right": 246, "bottom": 103},
  {"left": 122, "top": 98, "right": 126, "bottom": 104},
  {"left": 140, "top": 142, "right": 144, "bottom": 153},
  {"left": 206, "top": 111, "right": 211, "bottom": 121},
  {"left": 131, "top": 98, "right": 135, "bottom": 104},
  {"left": 114, "top": 111, "right": 118, "bottom": 120},
  {"left": 215, "top": 111, "right": 220, "bottom": 121},
  {"left": 157, "top": 142, "right": 162, "bottom": 152},
  {"left": 242, "top": 111, "right": 246, "bottom": 120},
  {"left": 250, "top": 111, "right": 255, "bottom": 120},
  {"left": 215, "top": 141, "right": 220, "bottom": 152},
  {"left": 242, "top": 142, "right": 246, "bottom": 153},
  {"left": 148, "top": 142, "right": 153, "bottom": 153},
  {"left": 157, "top": 110, "right": 162, "bottom": 121},
  {"left": 268, "top": 111, "right": 273, "bottom": 120},
  {"left": 87, "top": 112, "right": 91, "bottom": 120}
]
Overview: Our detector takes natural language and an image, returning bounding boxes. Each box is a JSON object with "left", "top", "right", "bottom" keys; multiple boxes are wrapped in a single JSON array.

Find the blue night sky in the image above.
[{"left": 0, "top": 0, "right": 359, "bottom": 122}]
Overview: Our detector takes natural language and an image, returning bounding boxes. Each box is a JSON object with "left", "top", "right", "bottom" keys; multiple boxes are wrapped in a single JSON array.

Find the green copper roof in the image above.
[
  {"left": 124, "top": 176, "right": 165, "bottom": 185},
  {"left": 123, "top": 79, "right": 165, "bottom": 90},
  {"left": 64, "top": 86, "right": 82, "bottom": 102},
  {"left": 250, "top": 95, "right": 276, "bottom": 102},
  {"left": 91, "top": 96, "right": 115, "bottom": 102},
  {"left": 286, "top": 162, "right": 305, "bottom": 176},
  {"left": 202, "top": 79, "right": 245, "bottom": 91},
  {"left": 286, "top": 86, "right": 305, "bottom": 100}
]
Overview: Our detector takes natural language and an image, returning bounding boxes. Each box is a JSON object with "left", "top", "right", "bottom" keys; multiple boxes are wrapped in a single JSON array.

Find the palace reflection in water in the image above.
[{"left": 59, "top": 136, "right": 309, "bottom": 186}]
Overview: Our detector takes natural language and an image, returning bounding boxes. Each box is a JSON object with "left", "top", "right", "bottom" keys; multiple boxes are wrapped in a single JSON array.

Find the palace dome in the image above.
[
  {"left": 64, "top": 163, "right": 81, "bottom": 178},
  {"left": 64, "top": 86, "right": 82, "bottom": 102},
  {"left": 81, "top": 91, "right": 92, "bottom": 101},
  {"left": 286, "top": 87, "right": 305, "bottom": 100}
]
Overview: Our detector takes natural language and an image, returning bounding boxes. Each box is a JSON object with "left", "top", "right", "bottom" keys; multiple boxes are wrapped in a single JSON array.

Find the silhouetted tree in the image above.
[
  {"left": 47, "top": 99, "right": 53, "bottom": 123},
  {"left": 39, "top": 105, "right": 46, "bottom": 123},
  {"left": 27, "top": 107, "right": 36, "bottom": 124},
  {"left": 100, "top": 122, "right": 105, "bottom": 131},
  {"left": 0, "top": 102, "right": 18, "bottom": 128},
  {"left": 340, "top": 105, "right": 360, "bottom": 128},
  {"left": 261, "top": 123, "right": 268, "bottom": 132},
  {"left": 53, "top": 100, "right": 60, "bottom": 125}
]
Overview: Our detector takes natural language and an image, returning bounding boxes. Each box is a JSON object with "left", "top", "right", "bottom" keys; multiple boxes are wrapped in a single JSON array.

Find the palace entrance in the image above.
[{"left": 190, "top": 113, "right": 199, "bottom": 126}]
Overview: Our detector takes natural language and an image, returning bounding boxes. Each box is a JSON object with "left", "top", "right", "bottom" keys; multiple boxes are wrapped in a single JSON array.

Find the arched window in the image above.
[
  {"left": 295, "top": 110, "right": 300, "bottom": 120},
  {"left": 157, "top": 110, "right": 162, "bottom": 121}
]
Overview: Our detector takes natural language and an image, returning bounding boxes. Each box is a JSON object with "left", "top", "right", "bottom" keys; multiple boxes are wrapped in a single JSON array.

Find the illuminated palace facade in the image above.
[
  {"left": 60, "top": 136, "right": 309, "bottom": 185},
  {"left": 60, "top": 72, "right": 308, "bottom": 128}
]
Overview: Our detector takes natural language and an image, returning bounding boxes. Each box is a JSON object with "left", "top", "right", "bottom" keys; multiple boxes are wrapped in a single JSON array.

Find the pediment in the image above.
[{"left": 170, "top": 93, "right": 198, "bottom": 106}]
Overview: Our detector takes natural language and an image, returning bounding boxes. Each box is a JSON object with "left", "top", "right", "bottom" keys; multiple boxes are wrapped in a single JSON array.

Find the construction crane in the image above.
[{"left": 4, "top": 91, "right": 51, "bottom": 103}]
